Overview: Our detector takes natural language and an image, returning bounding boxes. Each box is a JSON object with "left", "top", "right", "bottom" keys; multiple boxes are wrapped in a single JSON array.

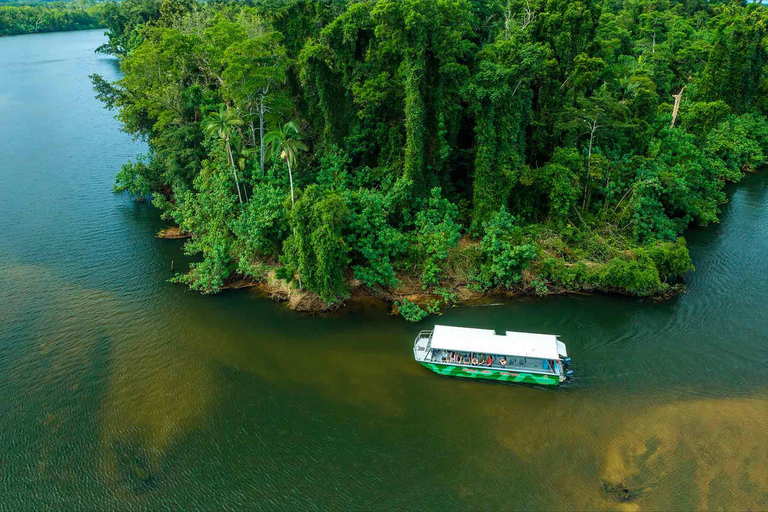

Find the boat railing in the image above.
[
  {"left": 413, "top": 330, "right": 433, "bottom": 361},
  {"left": 433, "top": 356, "right": 559, "bottom": 376}
]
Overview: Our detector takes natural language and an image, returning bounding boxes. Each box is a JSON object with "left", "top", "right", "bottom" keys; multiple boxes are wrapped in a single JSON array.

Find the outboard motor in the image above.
[
  {"left": 563, "top": 357, "right": 572, "bottom": 366},
  {"left": 565, "top": 369, "right": 574, "bottom": 379}
]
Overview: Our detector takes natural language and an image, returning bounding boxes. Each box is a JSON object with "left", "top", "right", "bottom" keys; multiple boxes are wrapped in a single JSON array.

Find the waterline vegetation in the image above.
[
  {"left": 0, "top": 1, "right": 103, "bottom": 37},
  {"left": 90, "top": 0, "right": 768, "bottom": 319}
]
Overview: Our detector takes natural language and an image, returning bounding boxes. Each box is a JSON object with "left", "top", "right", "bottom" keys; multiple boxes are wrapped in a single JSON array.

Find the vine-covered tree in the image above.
[{"left": 91, "top": 0, "right": 768, "bottom": 317}]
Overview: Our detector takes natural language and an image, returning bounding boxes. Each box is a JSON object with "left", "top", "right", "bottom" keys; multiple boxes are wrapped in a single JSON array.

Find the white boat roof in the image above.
[{"left": 429, "top": 325, "right": 565, "bottom": 360}]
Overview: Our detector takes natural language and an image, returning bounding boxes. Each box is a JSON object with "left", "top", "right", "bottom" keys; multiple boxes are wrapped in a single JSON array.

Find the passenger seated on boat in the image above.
[
  {"left": 462, "top": 353, "right": 470, "bottom": 364},
  {"left": 471, "top": 355, "right": 479, "bottom": 365},
  {"left": 499, "top": 357, "right": 507, "bottom": 366},
  {"left": 485, "top": 355, "right": 492, "bottom": 366}
]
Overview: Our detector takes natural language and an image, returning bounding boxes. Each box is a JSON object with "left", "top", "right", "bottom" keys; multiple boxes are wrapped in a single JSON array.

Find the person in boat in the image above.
[
  {"left": 499, "top": 357, "right": 507, "bottom": 367},
  {"left": 462, "top": 353, "right": 470, "bottom": 364},
  {"left": 485, "top": 354, "right": 493, "bottom": 366},
  {"left": 471, "top": 354, "right": 479, "bottom": 365}
]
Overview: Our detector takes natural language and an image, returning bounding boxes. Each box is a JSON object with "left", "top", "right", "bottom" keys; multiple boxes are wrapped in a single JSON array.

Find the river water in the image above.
[{"left": 1, "top": 30, "right": 766, "bottom": 510}]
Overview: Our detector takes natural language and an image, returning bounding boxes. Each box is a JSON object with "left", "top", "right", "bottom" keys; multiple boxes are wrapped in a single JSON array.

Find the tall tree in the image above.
[
  {"left": 265, "top": 120, "right": 309, "bottom": 289},
  {"left": 223, "top": 30, "right": 289, "bottom": 176},
  {"left": 264, "top": 121, "right": 308, "bottom": 206},
  {"left": 202, "top": 107, "right": 245, "bottom": 204}
]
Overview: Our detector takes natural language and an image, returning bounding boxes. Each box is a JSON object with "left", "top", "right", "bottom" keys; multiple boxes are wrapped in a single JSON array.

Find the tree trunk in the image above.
[
  {"left": 287, "top": 159, "right": 301, "bottom": 289},
  {"left": 670, "top": 86, "right": 686, "bottom": 129},
  {"left": 287, "top": 159, "right": 295, "bottom": 206},
  {"left": 583, "top": 124, "right": 596, "bottom": 211},
  {"left": 259, "top": 103, "right": 266, "bottom": 177},
  {"left": 248, "top": 106, "right": 257, "bottom": 148},
  {"left": 226, "top": 138, "right": 243, "bottom": 204}
]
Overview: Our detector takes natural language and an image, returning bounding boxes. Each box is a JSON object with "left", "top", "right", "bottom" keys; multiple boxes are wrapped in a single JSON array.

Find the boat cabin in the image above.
[{"left": 414, "top": 325, "right": 568, "bottom": 381}]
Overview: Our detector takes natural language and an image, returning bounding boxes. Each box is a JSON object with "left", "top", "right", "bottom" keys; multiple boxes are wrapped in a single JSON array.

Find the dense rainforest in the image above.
[
  {"left": 91, "top": 0, "right": 768, "bottom": 320},
  {"left": 0, "top": 1, "right": 103, "bottom": 36}
]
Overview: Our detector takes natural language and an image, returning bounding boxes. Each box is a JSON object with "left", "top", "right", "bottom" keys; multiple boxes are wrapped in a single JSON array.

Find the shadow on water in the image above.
[
  {"left": 113, "top": 435, "right": 159, "bottom": 495},
  {"left": 97, "top": 56, "right": 123, "bottom": 74}
]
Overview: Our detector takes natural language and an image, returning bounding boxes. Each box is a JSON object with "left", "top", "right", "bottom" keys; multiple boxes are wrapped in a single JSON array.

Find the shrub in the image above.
[
  {"left": 281, "top": 186, "right": 350, "bottom": 304},
  {"left": 346, "top": 188, "right": 408, "bottom": 289},
  {"left": 642, "top": 238, "right": 693, "bottom": 281},
  {"left": 231, "top": 183, "right": 289, "bottom": 261},
  {"left": 596, "top": 257, "right": 661, "bottom": 296},
  {"left": 477, "top": 208, "right": 537, "bottom": 289},
  {"left": 396, "top": 299, "right": 428, "bottom": 322},
  {"left": 414, "top": 188, "right": 462, "bottom": 287}
]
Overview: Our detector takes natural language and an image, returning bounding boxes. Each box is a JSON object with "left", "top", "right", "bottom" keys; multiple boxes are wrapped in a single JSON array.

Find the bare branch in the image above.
[{"left": 670, "top": 86, "right": 686, "bottom": 129}]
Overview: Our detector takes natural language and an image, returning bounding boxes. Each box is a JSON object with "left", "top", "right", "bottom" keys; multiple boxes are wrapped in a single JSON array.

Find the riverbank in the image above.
[
  {"left": 0, "top": 4, "right": 103, "bottom": 37},
  {"left": 168, "top": 228, "right": 688, "bottom": 320}
]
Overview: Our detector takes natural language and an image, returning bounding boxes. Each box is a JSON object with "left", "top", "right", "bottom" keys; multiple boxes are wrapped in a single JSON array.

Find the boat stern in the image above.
[{"left": 413, "top": 330, "right": 432, "bottom": 362}]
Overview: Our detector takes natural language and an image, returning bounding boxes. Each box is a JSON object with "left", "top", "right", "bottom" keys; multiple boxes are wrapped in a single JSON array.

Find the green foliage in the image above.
[
  {"left": 414, "top": 188, "right": 462, "bottom": 287},
  {"left": 113, "top": 157, "right": 160, "bottom": 199},
  {"left": 642, "top": 238, "right": 693, "bottom": 282},
  {"left": 93, "top": 0, "right": 768, "bottom": 301},
  {"left": 541, "top": 148, "right": 582, "bottom": 221},
  {"left": 97, "top": 0, "right": 162, "bottom": 56},
  {"left": 230, "top": 183, "right": 289, "bottom": 263},
  {"left": 705, "top": 114, "right": 768, "bottom": 179},
  {"left": 477, "top": 208, "right": 537, "bottom": 289},
  {"left": 346, "top": 187, "right": 408, "bottom": 289},
  {"left": 596, "top": 256, "right": 662, "bottom": 296},
  {"left": 680, "top": 101, "right": 731, "bottom": 138},
  {"left": 170, "top": 157, "right": 238, "bottom": 293},
  {"left": 281, "top": 186, "right": 350, "bottom": 304},
  {"left": 395, "top": 299, "right": 428, "bottom": 322},
  {"left": 0, "top": 2, "right": 102, "bottom": 36}
]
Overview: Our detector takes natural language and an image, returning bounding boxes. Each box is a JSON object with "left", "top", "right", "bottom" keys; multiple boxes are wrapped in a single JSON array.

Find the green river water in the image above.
[{"left": 1, "top": 30, "right": 766, "bottom": 511}]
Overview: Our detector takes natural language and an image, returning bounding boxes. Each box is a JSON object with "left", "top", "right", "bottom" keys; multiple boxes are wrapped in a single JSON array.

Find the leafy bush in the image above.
[
  {"left": 345, "top": 188, "right": 408, "bottom": 289},
  {"left": 281, "top": 186, "right": 350, "bottom": 304},
  {"left": 477, "top": 208, "right": 537, "bottom": 289},
  {"left": 114, "top": 158, "right": 161, "bottom": 199},
  {"left": 170, "top": 161, "right": 238, "bottom": 293},
  {"left": 705, "top": 114, "right": 768, "bottom": 179},
  {"left": 231, "top": 183, "right": 289, "bottom": 262},
  {"left": 596, "top": 257, "right": 661, "bottom": 296},
  {"left": 641, "top": 238, "right": 693, "bottom": 282},
  {"left": 396, "top": 299, "right": 428, "bottom": 322},
  {"left": 414, "top": 188, "right": 462, "bottom": 287}
]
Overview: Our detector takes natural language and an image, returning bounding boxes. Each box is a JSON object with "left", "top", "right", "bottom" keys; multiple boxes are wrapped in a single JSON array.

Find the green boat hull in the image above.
[{"left": 419, "top": 362, "right": 561, "bottom": 386}]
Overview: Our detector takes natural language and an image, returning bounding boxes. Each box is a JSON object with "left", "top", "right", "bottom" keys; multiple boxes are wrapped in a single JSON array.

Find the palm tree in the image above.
[
  {"left": 264, "top": 121, "right": 308, "bottom": 289},
  {"left": 202, "top": 107, "right": 245, "bottom": 204},
  {"left": 263, "top": 120, "right": 308, "bottom": 206}
]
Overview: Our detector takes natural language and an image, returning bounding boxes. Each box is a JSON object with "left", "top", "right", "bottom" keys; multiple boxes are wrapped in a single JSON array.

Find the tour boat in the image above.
[{"left": 413, "top": 325, "right": 571, "bottom": 386}]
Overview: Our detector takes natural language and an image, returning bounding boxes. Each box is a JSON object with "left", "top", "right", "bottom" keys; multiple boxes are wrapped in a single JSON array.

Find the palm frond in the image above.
[{"left": 284, "top": 120, "right": 300, "bottom": 137}]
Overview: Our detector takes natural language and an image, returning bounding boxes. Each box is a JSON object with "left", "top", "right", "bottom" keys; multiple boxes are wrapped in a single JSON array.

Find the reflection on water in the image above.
[{"left": 1, "top": 29, "right": 768, "bottom": 510}]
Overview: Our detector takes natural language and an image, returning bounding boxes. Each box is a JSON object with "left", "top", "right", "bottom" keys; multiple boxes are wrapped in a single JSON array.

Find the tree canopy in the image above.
[
  {"left": 0, "top": 1, "right": 103, "bottom": 36},
  {"left": 91, "top": 0, "right": 768, "bottom": 318}
]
